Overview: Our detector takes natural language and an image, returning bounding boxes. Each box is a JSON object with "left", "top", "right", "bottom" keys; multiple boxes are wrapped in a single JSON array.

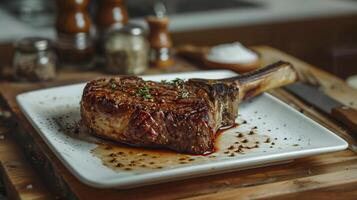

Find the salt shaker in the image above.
[
  {"left": 13, "top": 37, "right": 57, "bottom": 81},
  {"left": 104, "top": 24, "right": 149, "bottom": 74}
]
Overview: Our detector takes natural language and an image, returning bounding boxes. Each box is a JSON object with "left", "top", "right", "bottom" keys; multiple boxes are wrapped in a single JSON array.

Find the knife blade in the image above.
[{"left": 285, "top": 83, "right": 357, "bottom": 133}]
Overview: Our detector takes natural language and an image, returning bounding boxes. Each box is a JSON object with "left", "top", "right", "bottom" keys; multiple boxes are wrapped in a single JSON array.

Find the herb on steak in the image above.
[
  {"left": 161, "top": 78, "right": 185, "bottom": 87},
  {"left": 178, "top": 90, "right": 190, "bottom": 98},
  {"left": 171, "top": 78, "right": 185, "bottom": 87},
  {"left": 160, "top": 80, "right": 169, "bottom": 84},
  {"left": 136, "top": 86, "right": 152, "bottom": 100},
  {"left": 110, "top": 83, "right": 117, "bottom": 90},
  {"left": 109, "top": 79, "right": 117, "bottom": 90}
]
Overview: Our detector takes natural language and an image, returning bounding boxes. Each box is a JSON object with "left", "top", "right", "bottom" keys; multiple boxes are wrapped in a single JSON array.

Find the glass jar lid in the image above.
[{"left": 14, "top": 37, "right": 53, "bottom": 53}]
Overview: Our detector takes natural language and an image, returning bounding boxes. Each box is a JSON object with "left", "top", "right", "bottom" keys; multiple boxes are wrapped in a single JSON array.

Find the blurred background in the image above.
[
  {"left": 0, "top": 1, "right": 357, "bottom": 199},
  {"left": 0, "top": 0, "right": 357, "bottom": 79}
]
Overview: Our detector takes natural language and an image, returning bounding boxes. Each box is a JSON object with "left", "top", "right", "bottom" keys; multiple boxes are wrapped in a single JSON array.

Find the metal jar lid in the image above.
[
  {"left": 14, "top": 37, "right": 53, "bottom": 53},
  {"left": 116, "top": 23, "right": 146, "bottom": 36}
]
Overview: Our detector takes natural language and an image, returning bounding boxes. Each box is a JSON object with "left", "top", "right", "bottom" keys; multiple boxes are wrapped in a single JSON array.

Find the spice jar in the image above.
[
  {"left": 13, "top": 37, "right": 57, "bottom": 81},
  {"left": 104, "top": 24, "right": 149, "bottom": 74}
]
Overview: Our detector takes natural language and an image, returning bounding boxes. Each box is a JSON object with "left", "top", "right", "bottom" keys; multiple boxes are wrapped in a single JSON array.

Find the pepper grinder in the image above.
[
  {"left": 55, "top": 0, "right": 94, "bottom": 69},
  {"left": 146, "top": 2, "right": 173, "bottom": 68},
  {"left": 96, "top": 0, "right": 128, "bottom": 31}
]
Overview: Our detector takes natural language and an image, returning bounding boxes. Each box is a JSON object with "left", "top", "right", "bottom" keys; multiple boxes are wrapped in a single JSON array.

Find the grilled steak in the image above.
[{"left": 80, "top": 61, "right": 298, "bottom": 154}]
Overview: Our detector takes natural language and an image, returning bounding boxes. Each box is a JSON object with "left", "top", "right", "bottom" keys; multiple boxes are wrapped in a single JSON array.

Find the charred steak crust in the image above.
[
  {"left": 80, "top": 61, "right": 297, "bottom": 154},
  {"left": 80, "top": 76, "right": 238, "bottom": 154}
]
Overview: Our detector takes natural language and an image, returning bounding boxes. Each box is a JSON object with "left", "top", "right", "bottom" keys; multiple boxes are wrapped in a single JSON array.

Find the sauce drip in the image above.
[
  {"left": 91, "top": 142, "right": 212, "bottom": 172},
  {"left": 200, "top": 123, "right": 240, "bottom": 156},
  {"left": 91, "top": 122, "right": 269, "bottom": 172}
]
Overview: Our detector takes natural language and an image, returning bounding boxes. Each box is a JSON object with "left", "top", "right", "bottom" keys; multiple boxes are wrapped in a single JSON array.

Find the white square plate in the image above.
[{"left": 16, "top": 70, "right": 348, "bottom": 189}]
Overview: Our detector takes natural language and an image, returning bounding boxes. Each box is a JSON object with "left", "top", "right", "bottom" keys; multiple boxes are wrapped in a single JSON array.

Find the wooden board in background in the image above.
[
  {"left": 172, "top": 14, "right": 357, "bottom": 78},
  {"left": 0, "top": 46, "right": 357, "bottom": 200}
]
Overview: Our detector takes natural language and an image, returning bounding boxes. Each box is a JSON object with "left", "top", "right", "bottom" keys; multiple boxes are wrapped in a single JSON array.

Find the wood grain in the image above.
[
  {"left": 1, "top": 46, "right": 357, "bottom": 199},
  {"left": 0, "top": 118, "right": 53, "bottom": 200},
  {"left": 331, "top": 106, "right": 357, "bottom": 133},
  {"left": 184, "top": 169, "right": 357, "bottom": 200}
]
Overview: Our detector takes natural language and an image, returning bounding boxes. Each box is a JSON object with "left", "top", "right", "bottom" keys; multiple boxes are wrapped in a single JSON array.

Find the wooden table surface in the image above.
[{"left": 0, "top": 46, "right": 357, "bottom": 200}]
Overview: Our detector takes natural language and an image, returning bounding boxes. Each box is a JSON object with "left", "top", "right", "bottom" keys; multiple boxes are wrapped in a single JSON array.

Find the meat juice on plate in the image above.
[{"left": 91, "top": 117, "right": 273, "bottom": 172}]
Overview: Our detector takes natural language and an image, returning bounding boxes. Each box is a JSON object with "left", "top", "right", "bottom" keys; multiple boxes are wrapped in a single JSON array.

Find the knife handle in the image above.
[{"left": 331, "top": 105, "right": 357, "bottom": 133}]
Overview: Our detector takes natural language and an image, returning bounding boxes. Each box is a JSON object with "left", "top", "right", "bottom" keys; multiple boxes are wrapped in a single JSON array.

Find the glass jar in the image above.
[
  {"left": 104, "top": 24, "right": 149, "bottom": 74},
  {"left": 13, "top": 37, "right": 57, "bottom": 81}
]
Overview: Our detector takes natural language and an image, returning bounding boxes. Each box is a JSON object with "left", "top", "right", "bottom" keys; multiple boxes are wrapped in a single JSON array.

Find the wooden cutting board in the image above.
[{"left": 1, "top": 46, "right": 357, "bottom": 200}]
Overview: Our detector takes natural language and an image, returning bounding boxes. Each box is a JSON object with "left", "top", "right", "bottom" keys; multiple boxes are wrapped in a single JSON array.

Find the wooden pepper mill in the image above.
[
  {"left": 146, "top": 7, "right": 173, "bottom": 68},
  {"left": 55, "top": 0, "right": 94, "bottom": 69},
  {"left": 96, "top": 0, "right": 128, "bottom": 31}
]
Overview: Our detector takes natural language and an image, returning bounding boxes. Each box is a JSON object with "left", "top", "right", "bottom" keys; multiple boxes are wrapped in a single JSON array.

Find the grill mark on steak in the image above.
[{"left": 81, "top": 61, "right": 298, "bottom": 154}]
